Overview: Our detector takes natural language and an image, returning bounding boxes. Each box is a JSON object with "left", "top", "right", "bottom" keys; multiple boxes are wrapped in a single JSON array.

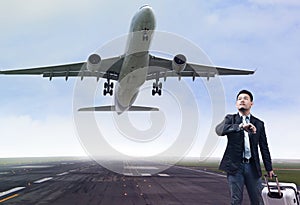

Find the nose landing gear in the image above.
[{"left": 143, "top": 28, "right": 150, "bottom": 41}]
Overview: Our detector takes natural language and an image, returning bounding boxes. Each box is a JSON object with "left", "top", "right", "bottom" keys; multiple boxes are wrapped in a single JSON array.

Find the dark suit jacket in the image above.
[{"left": 215, "top": 113, "right": 273, "bottom": 177}]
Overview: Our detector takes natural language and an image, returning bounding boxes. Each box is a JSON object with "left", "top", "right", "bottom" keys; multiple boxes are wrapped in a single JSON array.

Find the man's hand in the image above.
[
  {"left": 268, "top": 170, "right": 275, "bottom": 179},
  {"left": 243, "top": 123, "right": 257, "bottom": 134}
]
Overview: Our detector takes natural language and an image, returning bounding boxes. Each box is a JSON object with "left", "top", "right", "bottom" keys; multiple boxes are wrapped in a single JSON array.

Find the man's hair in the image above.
[{"left": 236, "top": 90, "right": 253, "bottom": 102}]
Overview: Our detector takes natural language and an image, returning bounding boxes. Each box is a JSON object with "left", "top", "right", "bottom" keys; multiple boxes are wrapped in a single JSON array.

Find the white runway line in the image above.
[
  {"left": 123, "top": 173, "right": 134, "bottom": 176},
  {"left": 0, "top": 172, "right": 10, "bottom": 175},
  {"left": 176, "top": 166, "right": 226, "bottom": 178},
  {"left": 0, "top": 187, "right": 26, "bottom": 197},
  {"left": 56, "top": 172, "right": 69, "bottom": 176},
  {"left": 34, "top": 177, "right": 53, "bottom": 184},
  {"left": 158, "top": 173, "right": 170, "bottom": 177},
  {"left": 140, "top": 173, "right": 152, "bottom": 177},
  {"left": 12, "top": 165, "right": 53, "bottom": 169},
  {"left": 124, "top": 166, "right": 159, "bottom": 170}
]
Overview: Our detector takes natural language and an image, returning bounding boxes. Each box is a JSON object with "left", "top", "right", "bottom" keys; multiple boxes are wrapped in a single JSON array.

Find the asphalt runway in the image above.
[{"left": 0, "top": 158, "right": 251, "bottom": 205}]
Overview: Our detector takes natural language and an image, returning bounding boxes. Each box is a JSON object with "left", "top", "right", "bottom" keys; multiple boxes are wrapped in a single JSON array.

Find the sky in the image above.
[{"left": 0, "top": 0, "right": 300, "bottom": 160}]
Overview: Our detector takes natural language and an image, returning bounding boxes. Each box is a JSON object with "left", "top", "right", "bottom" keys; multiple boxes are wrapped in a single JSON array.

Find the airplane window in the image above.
[{"left": 139, "top": 5, "right": 150, "bottom": 10}]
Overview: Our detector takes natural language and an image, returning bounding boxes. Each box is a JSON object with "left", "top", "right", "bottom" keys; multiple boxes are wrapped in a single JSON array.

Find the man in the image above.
[{"left": 215, "top": 90, "right": 274, "bottom": 205}]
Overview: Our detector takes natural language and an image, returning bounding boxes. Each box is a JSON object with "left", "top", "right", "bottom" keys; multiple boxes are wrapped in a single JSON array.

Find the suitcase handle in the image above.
[{"left": 264, "top": 174, "right": 283, "bottom": 198}]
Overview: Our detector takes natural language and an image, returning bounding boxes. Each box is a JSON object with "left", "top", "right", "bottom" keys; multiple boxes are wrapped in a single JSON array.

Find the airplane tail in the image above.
[{"left": 78, "top": 105, "right": 159, "bottom": 112}]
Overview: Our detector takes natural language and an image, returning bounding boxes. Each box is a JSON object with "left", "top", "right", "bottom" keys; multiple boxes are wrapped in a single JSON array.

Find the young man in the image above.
[{"left": 216, "top": 90, "right": 274, "bottom": 205}]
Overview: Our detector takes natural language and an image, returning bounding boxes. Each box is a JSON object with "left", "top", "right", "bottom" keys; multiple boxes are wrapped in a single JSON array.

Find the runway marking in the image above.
[
  {"left": 0, "top": 172, "right": 10, "bottom": 175},
  {"left": 0, "top": 187, "right": 25, "bottom": 198},
  {"left": 158, "top": 173, "right": 170, "bottom": 177},
  {"left": 123, "top": 173, "right": 134, "bottom": 176},
  {"left": 12, "top": 165, "right": 53, "bottom": 169},
  {"left": 56, "top": 172, "right": 69, "bottom": 176},
  {"left": 176, "top": 166, "right": 226, "bottom": 178},
  {"left": 34, "top": 177, "right": 53, "bottom": 184},
  {"left": 0, "top": 194, "right": 19, "bottom": 203},
  {"left": 124, "top": 166, "right": 159, "bottom": 170},
  {"left": 140, "top": 173, "right": 152, "bottom": 177}
]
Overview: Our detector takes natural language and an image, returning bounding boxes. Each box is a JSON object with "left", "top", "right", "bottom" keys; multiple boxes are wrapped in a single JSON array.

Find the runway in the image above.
[{"left": 0, "top": 158, "right": 251, "bottom": 205}]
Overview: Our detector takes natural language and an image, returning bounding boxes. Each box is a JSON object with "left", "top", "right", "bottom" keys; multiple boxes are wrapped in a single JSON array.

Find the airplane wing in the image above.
[
  {"left": 78, "top": 105, "right": 159, "bottom": 112},
  {"left": 0, "top": 56, "right": 124, "bottom": 81},
  {"left": 147, "top": 54, "right": 255, "bottom": 81}
]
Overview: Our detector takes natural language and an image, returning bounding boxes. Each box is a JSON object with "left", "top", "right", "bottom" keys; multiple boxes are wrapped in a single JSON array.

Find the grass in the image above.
[
  {"left": 178, "top": 158, "right": 300, "bottom": 186},
  {"left": 271, "top": 161, "right": 300, "bottom": 185},
  {"left": 272, "top": 170, "right": 300, "bottom": 185},
  {"left": 0, "top": 156, "right": 87, "bottom": 166}
]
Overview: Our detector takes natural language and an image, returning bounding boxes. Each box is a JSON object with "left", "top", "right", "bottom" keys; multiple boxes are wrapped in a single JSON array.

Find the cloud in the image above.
[
  {"left": 255, "top": 108, "right": 300, "bottom": 159},
  {"left": 0, "top": 0, "right": 140, "bottom": 68},
  {"left": 0, "top": 0, "right": 299, "bottom": 159},
  {"left": 248, "top": 0, "right": 300, "bottom": 6},
  {"left": 0, "top": 114, "right": 85, "bottom": 157}
]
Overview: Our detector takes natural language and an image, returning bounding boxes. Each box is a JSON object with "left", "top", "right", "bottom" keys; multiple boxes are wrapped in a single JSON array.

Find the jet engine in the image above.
[
  {"left": 87, "top": 53, "right": 101, "bottom": 71},
  {"left": 172, "top": 54, "right": 187, "bottom": 73}
]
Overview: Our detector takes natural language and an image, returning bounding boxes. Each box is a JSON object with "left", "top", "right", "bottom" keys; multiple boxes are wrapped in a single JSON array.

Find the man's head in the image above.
[{"left": 236, "top": 90, "right": 254, "bottom": 114}]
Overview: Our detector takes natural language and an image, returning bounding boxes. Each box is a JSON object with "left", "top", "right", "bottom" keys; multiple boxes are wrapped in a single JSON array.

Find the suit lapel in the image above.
[
  {"left": 235, "top": 113, "right": 242, "bottom": 124},
  {"left": 249, "top": 115, "right": 257, "bottom": 141},
  {"left": 249, "top": 114, "right": 257, "bottom": 130}
]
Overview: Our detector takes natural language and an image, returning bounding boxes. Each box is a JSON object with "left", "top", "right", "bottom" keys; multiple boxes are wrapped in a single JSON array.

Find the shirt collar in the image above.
[{"left": 238, "top": 112, "right": 251, "bottom": 119}]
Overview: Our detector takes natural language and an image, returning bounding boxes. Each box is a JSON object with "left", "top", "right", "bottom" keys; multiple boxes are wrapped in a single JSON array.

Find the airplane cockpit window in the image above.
[{"left": 140, "top": 5, "right": 150, "bottom": 10}]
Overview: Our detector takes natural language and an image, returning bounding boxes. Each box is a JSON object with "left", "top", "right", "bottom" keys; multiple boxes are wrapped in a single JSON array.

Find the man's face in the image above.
[{"left": 236, "top": 93, "right": 253, "bottom": 112}]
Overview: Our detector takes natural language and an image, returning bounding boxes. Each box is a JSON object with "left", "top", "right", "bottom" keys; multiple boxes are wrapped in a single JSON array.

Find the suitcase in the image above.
[{"left": 262, "top": 174, "right": 300, "bottom": 205}]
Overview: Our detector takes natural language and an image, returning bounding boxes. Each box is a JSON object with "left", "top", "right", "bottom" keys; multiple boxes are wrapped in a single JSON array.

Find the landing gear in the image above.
[
  {"left": 143, "top": 32, "right": 149, "bottom": 41},
  {"left": 143, "top": 28, "right": 149, "bottom": 41},
  {"left": 103, "top": 78, "right": 114, "bottom": 96},
  {"left": 152, "top": 81, "right": 162, "bottom": 96}
]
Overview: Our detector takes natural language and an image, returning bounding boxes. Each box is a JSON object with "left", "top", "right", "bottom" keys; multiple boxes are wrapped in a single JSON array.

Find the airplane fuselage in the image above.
[{"left": 115, "top": 5, "right": 156, "bottom": 113}]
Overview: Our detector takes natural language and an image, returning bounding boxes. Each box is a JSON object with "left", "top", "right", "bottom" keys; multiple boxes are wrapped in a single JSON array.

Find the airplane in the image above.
[{"left": 0, "top": 5, "right": 254, "bottom": 114}]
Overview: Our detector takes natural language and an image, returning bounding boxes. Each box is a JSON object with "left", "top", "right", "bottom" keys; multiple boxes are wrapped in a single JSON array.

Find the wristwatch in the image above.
[{"left": 239, "top": 123, "right": 244, "bottom": 131}]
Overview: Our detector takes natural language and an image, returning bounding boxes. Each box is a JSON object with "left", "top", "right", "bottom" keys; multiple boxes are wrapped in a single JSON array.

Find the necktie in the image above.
[{"left": 243, "top": 116, "right": 251, "bottom": 159}]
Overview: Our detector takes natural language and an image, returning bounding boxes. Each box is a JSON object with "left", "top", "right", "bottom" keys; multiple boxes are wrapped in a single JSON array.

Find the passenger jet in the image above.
[{"left": 0, "top": 5, "right": 254, "bottom": 114}]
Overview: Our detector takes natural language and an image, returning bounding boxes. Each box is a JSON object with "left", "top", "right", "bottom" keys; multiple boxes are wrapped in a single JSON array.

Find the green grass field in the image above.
[
  {"left": 0, "top": 156, "right": 86, "bottom": 166},
  {"left": 270, "top": 161, "right": 300, "bottom": 185},
  {"left": 178, "top": 158, "right": 300, "bottom": 185}
]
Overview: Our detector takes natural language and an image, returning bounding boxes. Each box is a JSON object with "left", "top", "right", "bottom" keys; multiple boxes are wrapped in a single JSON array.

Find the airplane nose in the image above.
[
  {"left": 142, "top": 7, "right": 155, "bottom": 30},
  {"left": 139, "top": 4, "right": 151, "bottom": 10},
  {"left": 145, "top": 7, "right": 154, "bottom": 16},
  {"left": 140, "top": 5, "right": 154, "bottom": 17}
]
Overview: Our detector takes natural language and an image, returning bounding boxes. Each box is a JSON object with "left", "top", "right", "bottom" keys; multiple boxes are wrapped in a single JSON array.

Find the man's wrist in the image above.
[{"left": 239, "top": 123, "right": 244, "bottom": 130}]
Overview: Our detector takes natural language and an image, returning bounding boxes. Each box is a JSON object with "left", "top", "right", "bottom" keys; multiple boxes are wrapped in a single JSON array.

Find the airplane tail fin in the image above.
[{"left": 78, "top": 105, "right": 159, "bottom": 112}]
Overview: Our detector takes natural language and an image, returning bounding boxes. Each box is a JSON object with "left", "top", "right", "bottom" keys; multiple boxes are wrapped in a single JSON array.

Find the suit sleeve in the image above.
[
  {"left": 215, "top": 114, "right": 242, "bottom": 136},
  {"left": 259, "top": 122, "right": 273, "bottom": 172}
]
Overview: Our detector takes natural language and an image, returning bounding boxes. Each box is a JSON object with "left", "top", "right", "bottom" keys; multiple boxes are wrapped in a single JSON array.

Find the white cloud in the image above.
[
  {"left": 0, "top": 115, "right": 85, "bottom": 157},
  {"left": 249, "top": 0, "right": 300, "bottom": 6},
  {"left": 256, "top": 109, "right": 300, "bottom": 159},
  {"left": 0, "top": 0, "right": 299, "bottom": 159}
]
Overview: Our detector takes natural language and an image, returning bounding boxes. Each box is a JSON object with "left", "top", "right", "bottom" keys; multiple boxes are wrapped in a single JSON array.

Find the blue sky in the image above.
[{"left": 0, "top": 0, "right": 300, "bottom": 159}]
